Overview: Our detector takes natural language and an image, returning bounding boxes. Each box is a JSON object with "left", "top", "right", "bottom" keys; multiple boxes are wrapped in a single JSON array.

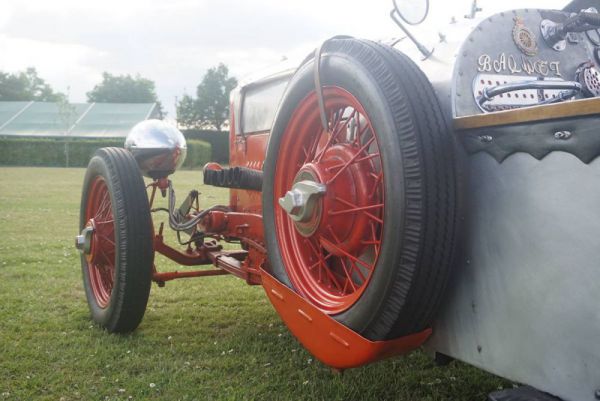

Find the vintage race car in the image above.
[{"left": 75, "top": 0, "right": 600, "bottom": 399}]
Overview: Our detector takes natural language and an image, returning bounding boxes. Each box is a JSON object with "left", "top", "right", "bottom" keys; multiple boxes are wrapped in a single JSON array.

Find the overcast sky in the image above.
[{"left": 0, "top": 0, "right": 566, "bottom": 117}]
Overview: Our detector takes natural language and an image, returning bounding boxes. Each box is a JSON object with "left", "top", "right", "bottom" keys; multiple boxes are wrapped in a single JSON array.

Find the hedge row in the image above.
[
  {"left": 0, "top": 137, "right": 212, "bottom": 169},
  {"left": 182, "top": 130, "right": 229, "bottom": 163},
  {"left": 181, "top": 139, "right": 212, "bottom": 169}
]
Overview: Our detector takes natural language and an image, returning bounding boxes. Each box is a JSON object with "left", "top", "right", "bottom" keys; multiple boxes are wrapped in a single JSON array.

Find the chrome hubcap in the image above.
[
  {"left": 75, "top": 225, "right": 94, "bottom": 255},
  {"left": 278, "top": 180, "right": 326, "bottom": 223}
]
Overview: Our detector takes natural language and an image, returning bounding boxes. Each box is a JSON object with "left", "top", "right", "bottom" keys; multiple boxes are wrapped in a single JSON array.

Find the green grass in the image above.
[{"left": 0, "top": 167, "right": 508, "bottom": 401}]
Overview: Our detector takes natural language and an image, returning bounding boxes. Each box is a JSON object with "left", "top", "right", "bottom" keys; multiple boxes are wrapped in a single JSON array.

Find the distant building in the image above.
[{"left": 0, "top": 101, "right": 159, "bottom": 138}]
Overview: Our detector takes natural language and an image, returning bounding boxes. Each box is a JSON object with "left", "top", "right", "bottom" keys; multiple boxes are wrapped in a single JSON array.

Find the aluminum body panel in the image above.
[
  {"left": 426, "top": 151, "right": 600, "bottom": 401},
  {"left": 412, "top": 5, "right": 600, "bottom": 399}
]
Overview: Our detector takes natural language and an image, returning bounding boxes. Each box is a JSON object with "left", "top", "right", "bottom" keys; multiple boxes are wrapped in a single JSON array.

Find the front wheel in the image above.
[
  {"left": 78, "top": 147, "right": 154, "bottom": 333},
  {"left": 262, "top": 39, "right": 459, "bottom": 340}
]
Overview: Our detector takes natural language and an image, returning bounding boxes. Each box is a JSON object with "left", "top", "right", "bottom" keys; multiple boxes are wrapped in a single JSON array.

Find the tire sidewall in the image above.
[{"left": 263, "top": 54, "right": 412, "bottom": 333}]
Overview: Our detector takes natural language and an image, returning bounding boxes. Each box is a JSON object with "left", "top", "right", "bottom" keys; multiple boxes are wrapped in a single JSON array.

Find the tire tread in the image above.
[{"left": 322, "top": 39, "right": 459, "bottom": 339}]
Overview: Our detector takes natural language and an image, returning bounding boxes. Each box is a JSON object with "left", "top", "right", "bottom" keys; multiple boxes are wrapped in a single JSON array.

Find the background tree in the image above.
[
  {"left": 177, "top": 63, "right": 237, "bottom": 131},
  {"left": 176, "top": 94, "right": 200, "bottom": 128},
  {"left": 0, "top": 67, "right": 65, "bottom": 101},
  {"left": 87, "top": 72, "right": 164, "bottom": 117}
]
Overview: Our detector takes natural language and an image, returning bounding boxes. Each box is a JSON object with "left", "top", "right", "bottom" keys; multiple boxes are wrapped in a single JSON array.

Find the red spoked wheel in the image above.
[
  {"left": 84, "top": 177, "right": 116, "bottom": 308},
  {"left": 79, "top": 147, "right": 154, "bottom": 333},
  {"left": 263, "top": 38, "right": 458, "bottom": 340},
  {"left": 274, "top": 87, "right": 384, "bottom": 314}
]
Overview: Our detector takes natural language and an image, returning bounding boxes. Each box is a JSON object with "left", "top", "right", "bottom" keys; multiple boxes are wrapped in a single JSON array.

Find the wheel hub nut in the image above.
[
  {"left": 75, "top": 226, "right": 94, "bottom": 255},
  {"left": 279, "top": 180, "right": 326, "bottom": 222}
]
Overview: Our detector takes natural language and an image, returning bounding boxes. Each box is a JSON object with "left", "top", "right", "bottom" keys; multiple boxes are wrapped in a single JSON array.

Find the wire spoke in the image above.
[
  {"left": 305, "top": 238, "right": 343, "bottom": 290},
  {"left": 95, "top": 193, "right": 108, "bottom": 217},
  {"left": 325, "top": 226, "right": 358, "bottom": 292},
  {"left": 339, "top": 257, "right": 357, "bottom": 292},
  {"left": 328, "top": 107, "right": 344, "bottom": 133},
  {"left": 99, "top": 265, "right": 114, "bottom": 288},
  {"left": 334, "top": 196, "right": 383, "bottom": 224},
  {"left": 341, "top": 274, "right": 349, "bottom": 293},
  {"left": 328, "top": 203, "right": 383, "bottom": 217},
  {"left": 96, "top": 233, "right": 115, "bottom": 246},
  {"left": 94, "top": 193, "right": 111, "bottom": 221},
  {"left": 301, "top": 146, "right": 309, "bottom": 160},
  {"left": 370, "top": 221, "right": 381, "bottom": 260},
  {"left": 326, "top": 136, "right": 375, "bottom": 184},
  {"left": 304, "top": 127, "right": 325, "bottom": 164},
  {"left": 353, "top": 121, "right": 371, "bottom": 147},
  {"left": 326, "top": 152, "right": 380, "bottom": 173},
  {"left": 97, "top": 246, "right": 115, "bottom": 264},
  {"left": 97, "top": 262, "right": 111, "bottom": 273},
  {"left": 100, "top": 191, "right": 112, "bottom": 217},
  {"left": 306, "top": 252, "right": 333, "bottom": 271},
  {"left": 319, "top": 236, "right": 374, "bottom": 271},
  {"left": 349, "top": 259, "right": 367, "bottom": 282},
  {"left": 326, "top": 225, "right": 367, "bottom": 285},
  {"left": 314, "top": 109, "right": 357, "bottom": 162},
  {"left": 304, "top": 236, "right": 333, "bottom": 272},
  {"left": 369, "top": 172, "right": 383, "bottom": 196},
  {"left": 354, "top": 113, "right": 361, "bottom": 144}
]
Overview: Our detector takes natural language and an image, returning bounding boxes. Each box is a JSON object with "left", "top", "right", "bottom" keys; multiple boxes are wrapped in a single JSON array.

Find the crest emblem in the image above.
[{"left": 513, "top": 17, "right": 538, "bottom": 56}]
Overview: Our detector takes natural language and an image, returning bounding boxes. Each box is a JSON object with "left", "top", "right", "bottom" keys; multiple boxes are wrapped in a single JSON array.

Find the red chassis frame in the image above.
[
  {"left": 149, "top": 177, "right": 265, "bottom": 287},
  {"left": 146, "top": 126, "right": 431, "bottom": 370}
]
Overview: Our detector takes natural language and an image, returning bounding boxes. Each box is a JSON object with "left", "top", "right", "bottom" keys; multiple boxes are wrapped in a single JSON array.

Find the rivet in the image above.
[
  {"left": 479, "top": 135, "right": 493, "bottom": 143},
  {"left": 554, "top": 131, "right": 572, "bottom": 140}
]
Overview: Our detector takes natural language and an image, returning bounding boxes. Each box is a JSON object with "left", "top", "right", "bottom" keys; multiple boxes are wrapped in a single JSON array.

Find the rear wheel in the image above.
[
  {"left": 79, "top": 147, "right": 154, "bottom": 333},
  {"left": 262, "top": 39, "right": 458, "bottom": 340}
]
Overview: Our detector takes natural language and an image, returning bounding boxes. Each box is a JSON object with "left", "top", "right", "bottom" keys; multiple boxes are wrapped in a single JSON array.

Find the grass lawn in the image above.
[{"left": 0, "top": 167, "right": 507, "bottom": 401}]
